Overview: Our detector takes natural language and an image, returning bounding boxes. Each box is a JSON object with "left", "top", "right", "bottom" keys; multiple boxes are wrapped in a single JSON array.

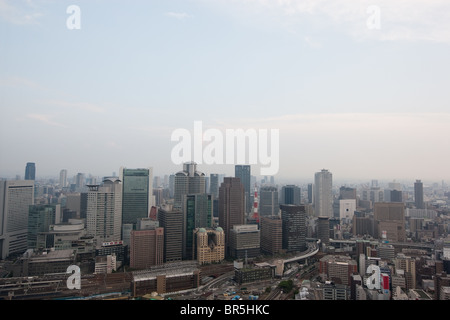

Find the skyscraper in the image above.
[
  {"left": 25, "top": 162, "right": 36, "bottom": 180},
  {"left": 259, "top": 186, "right": 279, "bottom": 217},
  {"left": 260, "top": 216, "right": 282, "bottom": 255},
  {"left": 75, "top": 173, "right": 85, "bottom": 192},
  {"left": 158, "top": 204, "right": 183, "bottom": 263},
  {"left": 414, "top": 179, "right": 424, "bottom": 209},
  {"left": 173, "top": 162, "right": 206, "bottom": 209},
  {"left": 27, "top": 204, "right": 60, "bottom": 250},
  {"left": 235, "top": 165, "right": 251, "bottom": 214},
  {"left": 120, "top": 167, "right": 153, "bottom": 228},
  {"left": 218, "top": 177, "right": 245, "bottom": 256},
  {"left": 307, "top": 183, "right": 313, "bottom": 204},
  {"left": 182, "top": 193, "right": 213, "bottom": 259},
  {"left": 314, "top": 169, "right": 333, "bottom": 218},
  {"left": 84, "top": 178, "right": 122, "bottom": 246},
  {"left": 317, "top": 216, "right": 330, "bottom": 247},
  {"left": 280, "top": 185, "right": 301, "bottom": 206},
  {"left": 373, "top": 202, "right": 405, "bottom": 242},
  {"left": 0, "top": 180, "right": 34, "bottom": 259},
  {"left": 130, "top": 226, "right": 164, "bottom": 269},
  {"left": 210, "top": 174, "right": 219, "bottom": 199},
  {"left": 59, "top": 169, "right": 68, "bottom": 188},
  {"left": 280, "top": 204, "right": 307, "bottom": 253}
]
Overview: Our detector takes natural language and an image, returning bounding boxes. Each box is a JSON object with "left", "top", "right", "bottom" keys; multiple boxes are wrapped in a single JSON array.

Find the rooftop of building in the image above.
[{"left": 25, "top": 249, "right": 75, "bottom": 263}]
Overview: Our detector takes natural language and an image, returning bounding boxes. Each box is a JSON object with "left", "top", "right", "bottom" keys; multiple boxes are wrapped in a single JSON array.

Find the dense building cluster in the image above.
[{"left": 0, "top": 162, "right": 449, "bottom": 300}]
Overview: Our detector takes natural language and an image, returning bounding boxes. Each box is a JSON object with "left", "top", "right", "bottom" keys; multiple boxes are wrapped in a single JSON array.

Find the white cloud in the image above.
[
  {"left": 44, "top": 100, "right": 107, "bottom": 114},
  {"left": 0, "top": 0, "right": 43, "bottom": 25},
  {"left": 209, "top": 0, "right": 450, "bottom": 43},
  {"left": 26, "top": 113, "right": 67, "bottom": 128},
  {"left": 166, "top": 12, "right": 193, "bottom": 20}
]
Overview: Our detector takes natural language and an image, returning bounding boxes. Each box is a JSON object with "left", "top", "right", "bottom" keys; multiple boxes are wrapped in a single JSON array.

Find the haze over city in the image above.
[{"left": 1, "top": 0, "right": 450, "bottom": 181}]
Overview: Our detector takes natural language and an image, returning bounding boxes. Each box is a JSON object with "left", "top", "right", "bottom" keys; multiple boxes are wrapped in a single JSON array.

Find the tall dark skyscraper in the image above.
[
  {"left": 280, "top": 185, "right": 301, "bottom": 206},
  {"left": 280, "top": 204, "right": 307, "bottom": 253},
  {"left": 235, "top": 165, "right": 251, "bottom": 213},
  {"left": 210, "top": 174, "right": 219, "bottom": 199},
  {"left": 25, "top": 162, "right": 35, "bottom": 180},
  {"left": 308, "top": 183, "right": 313, "bottom": 204},
  {"left": 414, "top": 179, "right": 424, "bottom": 209},
  {"left": 259, "top": 186, "right": 279, "bottom": 217},
  {"left": 182, "top": 193, "right": 213, "bottom": 259},
  {"left": 218, "top": 177, "right": 245, "bottom": 256},
  {"left": 158, "top": 205, "right": 183, "bottom": 263}
]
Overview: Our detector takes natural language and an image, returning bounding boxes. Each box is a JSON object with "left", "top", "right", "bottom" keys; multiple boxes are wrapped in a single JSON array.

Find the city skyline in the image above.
[{"left": 1, "top": 1, "right": 450, "bottom": 182}]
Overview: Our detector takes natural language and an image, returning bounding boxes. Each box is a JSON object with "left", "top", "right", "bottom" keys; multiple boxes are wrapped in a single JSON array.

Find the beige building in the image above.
[
  {"left": 394, "top": 253, "right": 416, "bottom": 290},
  {"left": 193, "top": 227, "right": 225, "bottom": 265}
]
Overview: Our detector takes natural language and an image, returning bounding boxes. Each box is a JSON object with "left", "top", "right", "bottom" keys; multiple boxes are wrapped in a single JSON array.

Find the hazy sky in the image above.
[{"left": 1, "top": 0, "right": 449, "bottom": 183}]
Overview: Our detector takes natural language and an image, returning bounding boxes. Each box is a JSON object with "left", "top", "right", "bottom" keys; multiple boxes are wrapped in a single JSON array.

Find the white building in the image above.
[
  {"left": 339, "top": 199, "right": 356, "bottom": 221},
  {"left": 95, "top": 254, "right": 117, "bottom": 274},
  {"left": 0, "top": 180, "right": 34, "bottom": 259},
  {"left": 85, "top": 178, "right": 122, "bottom": 246},
  {"left": 314, "top": 169, "right": 333, "bottom": 218}
]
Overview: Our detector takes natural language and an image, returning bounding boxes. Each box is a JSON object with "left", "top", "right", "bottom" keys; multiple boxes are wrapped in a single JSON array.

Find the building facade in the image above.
[
  {"left": 193, "top": 227, "right": 225, "bottom": 264},
  {"left": 314, "top": 169, "right": 333, "bottom": 217},
  {"left": 0, "top": 180, "right": 35, "bottom": 259},
  {"left": 280, "top": 204, "right": 307, "bottom": 253},
  {"left": 218, "top": 177, "right": 245, "bottom": 256}
]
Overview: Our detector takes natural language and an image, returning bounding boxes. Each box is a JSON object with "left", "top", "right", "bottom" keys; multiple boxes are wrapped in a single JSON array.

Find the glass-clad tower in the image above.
[{"left": 120, "top": 167, "right": 153, "bottom": 228}]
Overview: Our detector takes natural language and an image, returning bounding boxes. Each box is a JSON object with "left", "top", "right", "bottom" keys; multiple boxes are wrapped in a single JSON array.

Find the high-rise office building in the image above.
[
  {"left": 235, "top": 165, "right": 251, "bottom": 214},
  {"left": 84, "top": 178, "right": 122, "bottom": 246},
  {"left": 414, "top": 180, "right": 424, "bottom": 209},
  {"left": 158, "top": 205, "right": 183, "bottom": 263},
  {"left": 259, "top": 186, "right": 279, "bottom": 217},
  {"left": 307, "top": 183, "right": 313, "bottom": 204},
  {"left": 210, "top": 174, "right": 219, "bottom": 199},
  {"left": 339, "top": 199, "right": 356, "bottom": 221},
  {"left": 218, "top": 177, "right": 245, "bottom": 256},
  {"left": 28, "top": 204, "right": 60, "bottom": 250},
  {"left": 229, "top": 224, "right": 260, "bottom": 259},
  {"left": 314, "top": 169, "right": 333, "bottom": 217},
  {"left": 390, "top": 190, "right": 403, "bottom": 202},
  {"left": 260, "top": 216, "right": 282, "bottom": 255},
  {"left": 174, "top": 162, "right": 206, "bottom": 209},
  {"left": 120, "top": 167, "right": 153, "bottom": 228},
  {"left": 280, "top": 204, "right": 307, "bottom": 253},
  {"left": 373, "top": 202, "right": 405, "bottom": 242},
  {"left": 182, "top": 193, "right": 213, "bottom": 260},
  {"left": 280, "top": 185, "right": 301, "bottom": 206},
  {"left": 0, "top": 180, "right": 34, "bottom": 259},
  {"left": 318, "top": 216, "right": 330, "bottom": 247},
  {"left": 59, "top": 169, "right": 68, "bottom": 188},
  {"left": 130, "top": 225, "right": 164, "bottom": 269},
  {"left": 339, "top": 186, "right": 356, "bottom": 201},
  {"left": 25, "top": 162, "right": 36, "bottom": 180},
  {"left": 75, "top": 173, "right": 85, "bottom": 192}
]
